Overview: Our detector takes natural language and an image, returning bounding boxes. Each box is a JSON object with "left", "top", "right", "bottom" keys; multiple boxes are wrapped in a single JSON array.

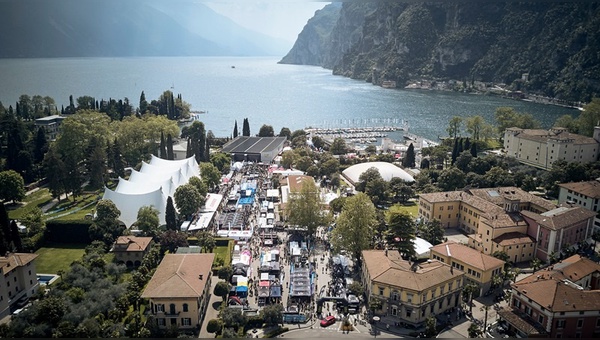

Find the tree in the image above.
[
  {"left": 188, "top": 176, "right": 208, "bottom": 199},
  {"left": 492, "top": 251, "right": 510, "bottom": 263},
  {"left": 242, "top": 118, "right": 250, "bottom": 137},
  {"left": 260, "top": 304, "right": 284, "bottom": 326},
  {"left": 9, "top": 220, "right": 23, "bottom": 252},
  {"left": 233, "top": 120, "right": 238, "bottom": 138},
  {"left": 33, "top": 127, "right": 48, "bottom": 164},
  {"left": 258, "top": 124, "right": 275, "bottom": 137},
  {"left": 425, "top": 315, "right": 437, "bottom": 338},
  {"left": 329, "top": 196, "right": 346, "bottom": 214},
  {"left": 437, "top": 167, "right": 466, "bottom": 191},
  {"left": 210, "top": 152, "right": 231, "bottom": 173},
  {"left": 447, "top": 116, "right": 462, "bottom": 139},
  {"left": 218, "top": 265, "right": 233, "bottom": 281},
  {"left": 0, "top": 204, "right": 9, "bottom": 255},
  {"left": 468, "top": 323, "right": 482, "bottom": 338},
  {"left": 331, "top": 193, "right": 377, "bottom": 266},
  {"left": 185, "top": 121, "right": 207, "bottom": 163},
  {"left": 159, "top": 230, "right": 188, "bottom": 253},
  {"left": 43, "top": 147, "right": 67, "bottom": 200},
  {"left": 574, "top": 98, "right": 600, "bottom": 136},
  {"left": 165, "top": 196, "right": 177, "bottom": 231},
  {"left": 166, "top": 134, "right": 174, "bottom": 160},
  {"left": 278, "top": 127, "right": 291, "bottom": 140},
  {"left": 553, "top": 114, "right": 578, "bottom": 133},
  {"left": 220, "top": 307, "right": 247, "bottom": 329},
  {"left": 285, "top": 180, "right": 327, "bottom": 238},
  {"left": 466, "top": 115, "right": 485, "bottom": 140},
  {"left": 330, "top": 137, "right": 347, "bottom": 155},
  {"left": 281, "top": 151, "right": 297, "bottom": 169},
  {"left": 0, "top": 170, "right": 26, "bottom": 203},
  {"left": 418, "top": 219, "right": 445, "bottom": 245},
  {"left": 402, "top": 143, "right": 415, "bottom": 168},
  {"left": 199, "top": 162, "right": 221, "bottom": 191},
  {"left": 89, "top": 199, "right": 124, "bottom": 248},
  {"left": 206, "top": 319, "right": 222, "bottom": 334},
  {"left": 388, "top": 178, "right": 413, "bottom": 204},
  {"left": 214, "top": 281, "right": 231, "bottom": 302},
  {"left": 135, "top": 206, "right": 160, "bottom": 238},
  {"left": 386, "top": 206, "right": 416, "bottom": 260},
  {"left": 174, "top": 184, "right": 204, "bottom": 219},
  {"left": 348, "top": 281, "right": 364, "bottom": 297},
  {"left": 159, "top": 132, "right": 167, "bottom": 159},
  {"left": 86, "top": 136, "right": 107, "bottom": 190},
  {"left": 530, "top": 258, "right": 542, "bottom": 272},
  {"left": 139, "top": 91, "right": 148, "bottom": 114}
]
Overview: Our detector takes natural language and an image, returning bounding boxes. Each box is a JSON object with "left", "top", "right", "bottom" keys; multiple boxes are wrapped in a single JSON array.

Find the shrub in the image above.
[{"left": 263, "top": 326, "right": 289, "bottom": 338}]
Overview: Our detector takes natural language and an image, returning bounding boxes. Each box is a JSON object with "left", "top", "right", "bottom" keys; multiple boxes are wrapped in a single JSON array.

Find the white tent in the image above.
[{"left": 102, "top": 156, "right": 200, "bottom": 228}]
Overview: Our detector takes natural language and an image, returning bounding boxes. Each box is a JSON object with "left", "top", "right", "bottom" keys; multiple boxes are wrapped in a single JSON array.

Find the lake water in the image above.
[{"left": 0, "top": 57, "right": 578, "bottom": 140}]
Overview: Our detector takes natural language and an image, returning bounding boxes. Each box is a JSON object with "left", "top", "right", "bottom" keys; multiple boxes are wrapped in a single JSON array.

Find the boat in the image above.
[
  {"left": 381, "top": 80, "right": 397, "bottom": 88},
  {"left": 231, "top": 66, "right": 236, "bottom": 69}
]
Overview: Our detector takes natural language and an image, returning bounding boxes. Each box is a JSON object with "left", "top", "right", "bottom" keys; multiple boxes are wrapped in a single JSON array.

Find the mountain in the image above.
[
  {"left": 0, "top": 0, "right": 287, "bottom": 57},
  {"left": 281, "top": 1, "right": 600, "bottom": 102}
]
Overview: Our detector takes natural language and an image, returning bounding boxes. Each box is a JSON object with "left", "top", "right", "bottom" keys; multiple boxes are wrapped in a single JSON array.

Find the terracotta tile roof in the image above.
[
  {"left": 0, "top": 253, "right": 38, "bottom": 275},
  {"left": 467, "top": 187, "right": 556, "bottom": 211},
  {"left": 508, "top": 128, "right": 598, "bottom": 145},
  {"left": 521, "top": 206, "right": 596, "bottom": 231},
  {"left": 492, "top": 232, "right": 535, "bottom": 246},
  {"left": 114, "top": 236, "right": 153, "bottom": 252},
  {"left": 512, "top": 255, "right": 600, "bottom": 312},
  {"left": 362, "top": 250, "right": 463, "bottom": 292},
  {"left": 141, "top": 253, "right": 214, "bottom": 299},
  {"left": 558, "top": 180, "right": 600, "bottom": 199},
  {"left": 430, "top": 241, "right": 504, "bottom": 271}
]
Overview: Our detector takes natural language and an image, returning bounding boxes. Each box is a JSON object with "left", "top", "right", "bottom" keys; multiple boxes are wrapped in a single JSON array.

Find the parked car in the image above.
[{"left": 320, "top": 315, "right": 336, "bottom": 327}]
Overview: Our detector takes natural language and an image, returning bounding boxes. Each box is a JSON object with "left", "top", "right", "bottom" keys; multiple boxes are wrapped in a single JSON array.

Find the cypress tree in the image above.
[
  {"left": 166, "top": 134, "right": 174, "bottom": 160},
  {"left": 33, "top": 127, "right": 48, "bottom": 164},
  {"left": 233, "top": 120, "right": 238, "bottom": 138},
  {"left": 451, "top": 138, "right": 459, "bottom": 165},
  {"left": 139, "top": 91, "right": 148, "bottom": 114},
  {"left": 159, "top": 132, "right": 167, "bottom": 159},
  {"left": 457, "top": 137, "right": 464, "bottom": 154},
  {"left": 470, "top": 142, "right": 478, "bottom": 157},
  {"left": 242, "top": 118, "right": 250, "bottom": 136},
  {"left": 165, "top": 196, "right": 177, "bottom": 231},
  {"left": 9, "top": 220, "right": 22, "bottom": 252},
  {"left": 0, "top": 204, "right": 11, "bottom": 254},
  {"left": 463, "top": 137, "right": 471, "bottom": 154},
  {"left": 186, "top": 138, "right": 193, "bottom": 158},
  {"left": 112, "top": 139, "right": 125, "bottom": 178},
  {"left": 403, "top": 143, "right": 416, "bottom": 168}
]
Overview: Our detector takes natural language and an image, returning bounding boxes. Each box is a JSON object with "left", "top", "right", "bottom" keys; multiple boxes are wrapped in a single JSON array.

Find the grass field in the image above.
[
  {"left": 7, "top": 188, "right": 53, "bottom": 220},
  {"left": 392, "top": 202, "right": 419, "bottom": 217},
  {"left": 34, "top": 243, "right": 87, "bottom": 274}
]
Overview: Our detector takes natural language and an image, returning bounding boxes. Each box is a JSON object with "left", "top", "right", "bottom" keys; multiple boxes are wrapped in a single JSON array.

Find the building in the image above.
[
  {"left": 503, "top": 127, "right": 600, "bottom": 170},
  {"left": 141, "top": 253, "right": 214, "bottom": 331},
  {"left": 418, "top": 187, "right": 556, "bottom": 262},
  {"left": 0, "top": 253, "right": 39, "bottom": 318},
  {"left": 558, "top": 179, "right": 600, "bottom": 232},
  {"left": 430, "top": 241, "right": 505, "bottom": 296},
  {"left": 112, "top": 236, "right": 153, "bottom": 267},
  {"left": 221, "top": 136, "right": 286, "bottom": 163},
  {"left": 34, "top": 115, "right": 66, "bottom": 140},
  {"left": 361, "top": 249, "right": 464, "bottom": 326},
  {"left": 521, "top": 206, "right": 596, "bottom": 262},
  {"left": 342, "top": 161, "right": 414, "bottom": 186},
  {"left": 279, "top": 174, "right": 316, "bottom": 204},
  {"left": 499, "top": 255, "right": 600, "bottom": 338}
]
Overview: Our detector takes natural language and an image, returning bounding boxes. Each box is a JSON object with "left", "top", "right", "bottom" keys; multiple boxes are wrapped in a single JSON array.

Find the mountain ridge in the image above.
[{"left": 280, "top": 1, "right": 600, "bottom": 102}]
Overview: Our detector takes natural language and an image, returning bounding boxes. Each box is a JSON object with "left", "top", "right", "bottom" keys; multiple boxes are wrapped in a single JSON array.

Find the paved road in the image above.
[{"left": 198, "top": 275, "right": 222, "bottom": 338}]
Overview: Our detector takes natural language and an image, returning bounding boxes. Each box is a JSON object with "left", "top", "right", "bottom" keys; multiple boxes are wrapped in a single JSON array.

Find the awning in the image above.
[
  {"left": 258, "top": 286, "right": 270, "bottom": 297},
  {"left": 259, "top": 280, "right": 270, "bottom": 287},
  {"left": 260, "top": 273, "right": 270, "bottom": 281},
  {"left": 236, "top": 286, "right": 248, "bottom": 292},
  {"left": 269, "top": 285, "right": 282, "bottom": 298}
]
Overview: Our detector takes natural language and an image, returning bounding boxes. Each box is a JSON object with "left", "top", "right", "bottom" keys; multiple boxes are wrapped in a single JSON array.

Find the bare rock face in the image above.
[{"left": 282, "top": 1, "right": 600, "bottom": 102}]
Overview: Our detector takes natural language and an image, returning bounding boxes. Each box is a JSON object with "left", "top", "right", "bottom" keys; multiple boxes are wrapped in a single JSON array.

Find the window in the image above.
[
  {"left": 525, "top": 306, "right": 532, "bottom": 316},
  {"left": 556, "top": 319, "right": 566, "bottom": 328},
  {"left": 406, "top": 309, "right": 412, "bottom": 318},
  {"left": 440, "top": 286, "right": 444, "bottom": 295},
  {"left": 156, "top": 304, "right": 165, "bottom": 313},
  {"left": 158, "top": 318, "right": 166, "bottom": 326},
  {"left": 538, "top": 315, "right": 544, "bottom": 324},
  {"left": 596, "top": 318, "right": 600, "bottom": 327},
  {"left": 182, "top": 318, "right": 192, "bottom": 326},
  {"left": 577, "top": 319, "right": 583, "bottom": 328},
  {"left": 183, "top": 303, "right": 189, "bottom": 312},
  {"left": 379, "top": 287, "right": 384, "bottom": 296},
  {"left": 449, "top": 282, "right": 453, "bottom": 290},
  {"left": 391, "top": 306, "right": 398, "bottom": 316},
  {"left": 169, "top": 304, "right": 176, "bottom": 315},
  {"left": 407, "top": 293, "right": 413, "bottom": 303}
]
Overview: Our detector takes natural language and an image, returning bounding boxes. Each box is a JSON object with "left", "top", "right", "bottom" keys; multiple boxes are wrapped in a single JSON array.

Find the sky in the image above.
[{"left": 203, "top": 0, "right": 330, "bottom": 43}]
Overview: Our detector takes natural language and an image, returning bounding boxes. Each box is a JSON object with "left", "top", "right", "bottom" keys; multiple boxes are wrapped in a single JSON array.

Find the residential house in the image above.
[
  {"left": 361, "top": 249, "right": 464, "bottom": 326},
  {"left": 503, "top": 126, "right": 600, "bottom": 170},
  {"left": 0, "top": 253, "right": 39, "bottom": 318},
  {"left": 558, "top": 179, "right": 600, "bottom": 233},
  {"left": 430, "top": 241, "right": 505, "bottom": 296},
  {"left": 499, "top": 255, "right": 600, "bottom": 338},
  {"left": 521, "top": 206, "right": 596, "bottom": 262},
  {"left": 141, "top": 253, "right": 214, "bottom": 330},
  {"left": 112, "top": 236, "right": 153, "bottom": 267}
]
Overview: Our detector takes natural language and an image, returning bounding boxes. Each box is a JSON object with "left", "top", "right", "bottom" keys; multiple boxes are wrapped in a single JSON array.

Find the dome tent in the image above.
[{"left": 342, "top": 161, "right": 414, "bottom": 185}]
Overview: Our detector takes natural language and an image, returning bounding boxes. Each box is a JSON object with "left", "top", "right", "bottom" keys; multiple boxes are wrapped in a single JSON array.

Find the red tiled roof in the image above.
[{"left": 430, "top": 241, "right": 505, "bottom": 271}]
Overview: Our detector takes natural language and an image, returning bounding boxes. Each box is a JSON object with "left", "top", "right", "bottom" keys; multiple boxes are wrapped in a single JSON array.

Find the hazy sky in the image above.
[{"left": 204, "top": 0, "right": 329, "bottom": 43}]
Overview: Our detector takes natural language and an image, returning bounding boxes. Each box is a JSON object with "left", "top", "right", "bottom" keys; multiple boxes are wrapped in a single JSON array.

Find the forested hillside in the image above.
[{"left": 281, "top": 1, "right": 600, "bottom": 102}]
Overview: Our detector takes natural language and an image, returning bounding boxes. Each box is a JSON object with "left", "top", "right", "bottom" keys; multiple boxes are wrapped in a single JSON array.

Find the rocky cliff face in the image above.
[{"left": 281, "top": 1, "right": 600, "bottom": 102}]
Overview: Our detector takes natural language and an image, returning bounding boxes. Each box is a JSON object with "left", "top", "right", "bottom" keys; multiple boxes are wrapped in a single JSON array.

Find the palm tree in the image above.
[{"left": 530, "top": 258, "right": 542, "bottom": 272}]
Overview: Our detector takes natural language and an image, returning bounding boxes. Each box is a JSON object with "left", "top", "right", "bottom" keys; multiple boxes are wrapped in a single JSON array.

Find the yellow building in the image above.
[
  {"left": 430, "top": 241, "right": 505, "bottom": 296},
  {"left": 0, "top": 253, "right": 39, "bottom": 318},
  {"left": 418, "top": 187, "right": 555, "bottom": 261},
  {"left": 141, "top": 253, "right": 214, "bottom": 330},
  {"left": 361, "top": 250, "right": 464, "bottom": 326},
  {"left": 112, "top": 236, "right": 153, "bottom": 268}
]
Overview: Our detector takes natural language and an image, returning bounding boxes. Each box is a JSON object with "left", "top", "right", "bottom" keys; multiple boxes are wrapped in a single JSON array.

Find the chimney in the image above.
[{"left": 199, "top": 274, "right": 203, "bottom": 280}]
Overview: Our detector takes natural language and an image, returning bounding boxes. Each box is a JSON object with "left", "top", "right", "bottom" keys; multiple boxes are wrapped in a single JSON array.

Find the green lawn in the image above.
[
  {"left": 213, "top": 242, "right": 233, "bottom": 266},
  {"left": 7, "top": 188, "right": 54, "bottom": 220},
  {"left": 34, "top": 243, "right": 87, "bottom": 274},
  {"left": 392, "top": 202, "right": 419, "bottom": 217}
]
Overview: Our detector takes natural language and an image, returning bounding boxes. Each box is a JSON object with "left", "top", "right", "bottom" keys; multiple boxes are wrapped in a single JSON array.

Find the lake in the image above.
[{"left": 0, "top": 57, "right": 579, "bottom": 140}]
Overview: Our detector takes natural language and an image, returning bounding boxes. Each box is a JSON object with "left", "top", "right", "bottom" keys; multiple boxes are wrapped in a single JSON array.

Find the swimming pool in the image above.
[{"left": 37, "top": 274, "right": 59, "bottom": 285}]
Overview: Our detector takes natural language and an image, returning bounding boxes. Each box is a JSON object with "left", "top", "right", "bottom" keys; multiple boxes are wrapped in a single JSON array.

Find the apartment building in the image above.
[
  {"left": 141, "top": 253, "right": 214, "bottom": 330},
  {"left": 34, "top": 115, "right": 66, "bottom": 140},
  {"left": 430, "top": 241, "right": 504, "bottom": 296},
  {"left": 0, "top": 253, "right": 39, "bottom": 318},
  {"left": 558, "top": 179, "right": 600, "bottom": 232},
  {"left": 499, "top": 255, "right": 600, "bottom": 338},
  {"left": 361, "top": 249, "right": 464, "bottom": 326},
  {"left": 503, "top": 127, "right": 600, "bottom": 170}
]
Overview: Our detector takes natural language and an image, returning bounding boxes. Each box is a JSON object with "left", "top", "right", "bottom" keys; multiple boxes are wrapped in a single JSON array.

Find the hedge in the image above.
[
  {"left": 45, "top": 220, "right": 92, "bottom": 244},
  {"left": 263, "top": 327, "right": 289, "bottom": 338}
]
